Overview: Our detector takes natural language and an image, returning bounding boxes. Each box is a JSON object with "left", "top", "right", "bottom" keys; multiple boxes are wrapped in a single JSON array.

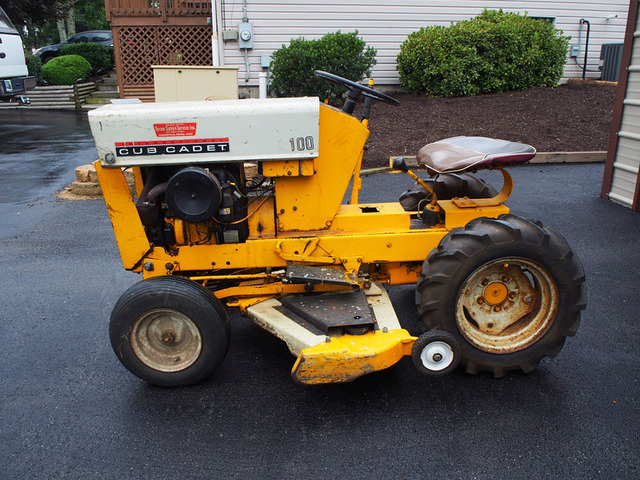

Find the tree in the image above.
[
  {"left": 75, "top": 0, "right": 110, "bottom": 30},
  {"left": 2, "top": 0, "right": 58, "bottom": 49},
  {"left": 2, "top": 0, "right": 57, "bottom": 26},
  {"left": 3, "top": 0, "right": 109, "bottom": 49},
  {"left": 55, "top": 1, "right": 76, "bottom": 42}
]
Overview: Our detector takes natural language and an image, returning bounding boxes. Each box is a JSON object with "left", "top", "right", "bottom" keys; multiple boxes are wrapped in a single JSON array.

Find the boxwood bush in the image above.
[
  {"left": 270, "top": 31, "right": 377, "bottom": 104},
  {"left": 397, "top": 9, "right": 570, "bottom": 97},
  {"left": 42, "top": 55, "right": 93, "bottom": 85},
  {"left": 26, "top": 54, "right": 43, "bottom": 85},
  {"left": 60, "top": 42, "right": 115, "bottom": 75}
]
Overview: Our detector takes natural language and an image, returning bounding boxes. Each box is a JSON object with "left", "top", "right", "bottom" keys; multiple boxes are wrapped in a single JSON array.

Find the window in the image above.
[
  {"left": 0, "top": 6, "right": 19, "bottom": 34},
  {"left": 68, "top": 33, "right": 91, "bottom": 44},
  {"left": 92, "top": 33, "right": 112, "bottom": 43},
  {"left": 530, "top": 16, "right": 556, "bottom": 24}
]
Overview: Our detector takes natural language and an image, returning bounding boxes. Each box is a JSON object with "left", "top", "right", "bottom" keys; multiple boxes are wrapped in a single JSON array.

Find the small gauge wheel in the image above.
[{"left": 412, "top": 330, "right": 460, "bottom": 377}]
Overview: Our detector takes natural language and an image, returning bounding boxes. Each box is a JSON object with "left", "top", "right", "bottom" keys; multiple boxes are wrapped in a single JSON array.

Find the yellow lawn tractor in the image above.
[{"left": 88, "top": 71, "right": 586, "bottom": 387}]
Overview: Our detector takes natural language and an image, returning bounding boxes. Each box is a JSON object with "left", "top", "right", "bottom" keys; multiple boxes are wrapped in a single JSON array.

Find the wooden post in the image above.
[
  {"left": 73, "top": 80, "right": 81, "bottom": 110},
  {"left": 105, "top": 0, "right": 112, "bottom": 22}
]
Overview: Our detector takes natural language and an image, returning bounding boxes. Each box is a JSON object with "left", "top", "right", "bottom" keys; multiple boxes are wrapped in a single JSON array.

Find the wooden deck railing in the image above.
[{"left": 105, "top": 0, "right": 211, "bottom": 21}]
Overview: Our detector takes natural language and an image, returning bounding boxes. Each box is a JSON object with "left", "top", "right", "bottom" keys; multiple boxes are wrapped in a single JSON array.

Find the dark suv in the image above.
[{"left": 35, "top": 30, "right": 113, "bottom": 64}]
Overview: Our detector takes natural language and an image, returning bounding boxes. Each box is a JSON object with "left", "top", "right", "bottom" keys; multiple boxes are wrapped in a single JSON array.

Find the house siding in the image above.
[
  {"left": 216, "top": 0, "right": 629, "bottom": 87},
  {"left": 603, "top": 1, "right": 640, "bottom": 210}
]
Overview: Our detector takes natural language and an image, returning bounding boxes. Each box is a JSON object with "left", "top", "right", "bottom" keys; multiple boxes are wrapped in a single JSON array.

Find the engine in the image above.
[
  {"left": 135, "top": 163, "right": 248, "bottom": 247},
  {"left": 87, "top": 97, "right": 321, "bottom": 248}
]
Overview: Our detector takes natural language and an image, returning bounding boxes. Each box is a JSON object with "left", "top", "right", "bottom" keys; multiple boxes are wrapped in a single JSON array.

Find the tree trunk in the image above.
[
  {"left": 66, "top": 7, "right": 76, "bottom": 38},
  {"left": 55, "top": 0, "right": 76, "bottom": 42},
  {"left": 56, "top": 19, "right": 67, "bottom": 42}
]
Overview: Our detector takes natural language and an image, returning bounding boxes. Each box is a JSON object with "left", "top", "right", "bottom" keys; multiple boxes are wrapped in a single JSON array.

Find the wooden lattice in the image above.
[{"left": 115, "top": 25, "right": 212, "bottom": 88}]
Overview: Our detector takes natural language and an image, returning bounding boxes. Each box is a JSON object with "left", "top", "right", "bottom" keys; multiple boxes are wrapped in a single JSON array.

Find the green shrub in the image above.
[
  {"left": 26, "top": 54, "right": 43, "bottom": 85},
  {"left": 270, "top": 31, "right": 377, "bottom": 104},
  {"left": 60, "top": 42, "right": 115, "bottom": 75},
  {"left": 396, "top": 9, "right": 570, "bottom": 97},
  {"left": 42, "top": 55, "right": 93, "bottom": 85}
]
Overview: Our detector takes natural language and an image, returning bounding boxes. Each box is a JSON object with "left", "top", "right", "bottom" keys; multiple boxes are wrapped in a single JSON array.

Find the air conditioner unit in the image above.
[{"left": 600, "top": 43, "right": 624, "bottom": 82}]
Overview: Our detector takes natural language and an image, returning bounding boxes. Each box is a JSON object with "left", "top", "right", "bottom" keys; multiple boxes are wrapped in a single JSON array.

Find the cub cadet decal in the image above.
[
  {"left": 115, "top": 138, "right": 230, "bottom": 157},
  {"left": 154, "top": 123, "right": 197, "bottom": 137}
]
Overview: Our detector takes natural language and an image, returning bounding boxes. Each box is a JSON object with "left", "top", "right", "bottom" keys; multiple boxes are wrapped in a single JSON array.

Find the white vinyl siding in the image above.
[
  {"left": 217, "top": 0, "right": 629, "bottom": 86},
  {"left": 608, "top": 6, "right": 640, "bottom": 208}
]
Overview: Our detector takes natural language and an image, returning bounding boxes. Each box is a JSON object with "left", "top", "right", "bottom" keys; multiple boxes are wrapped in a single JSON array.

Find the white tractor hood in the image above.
[{"left": 88, "top": 97, "right": 320, "bottom": 167}]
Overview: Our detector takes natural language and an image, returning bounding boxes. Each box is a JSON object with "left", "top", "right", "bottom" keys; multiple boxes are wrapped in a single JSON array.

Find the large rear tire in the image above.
[
  {"left": 110, "top": 276, "right": 230, "bottom": 386},
  {"left": 416, "top": 214, "right": 586, "bottom": 377}
]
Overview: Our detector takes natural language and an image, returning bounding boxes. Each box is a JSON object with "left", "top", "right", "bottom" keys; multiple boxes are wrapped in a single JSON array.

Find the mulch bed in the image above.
[{"left": 362, "top": 82, "right": 617, "bottom": 169}]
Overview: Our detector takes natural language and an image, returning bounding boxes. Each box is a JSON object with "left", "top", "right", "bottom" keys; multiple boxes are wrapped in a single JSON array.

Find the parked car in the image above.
[
  {"left": 35, "top": 30, "right": 113, "bottom": 64},
  {"left": 0, "top": 6, "right": 35, "bottom": 101}
]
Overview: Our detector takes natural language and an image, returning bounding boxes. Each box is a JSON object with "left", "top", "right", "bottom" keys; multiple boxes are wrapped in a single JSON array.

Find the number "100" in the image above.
[{"left": 289, "top": 136, "right": 315, "bottom": 151}]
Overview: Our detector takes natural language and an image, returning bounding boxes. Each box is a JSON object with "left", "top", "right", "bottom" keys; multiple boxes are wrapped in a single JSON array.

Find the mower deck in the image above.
[{"left": 246, "top": 283, "right": 416, "bottom": 384}]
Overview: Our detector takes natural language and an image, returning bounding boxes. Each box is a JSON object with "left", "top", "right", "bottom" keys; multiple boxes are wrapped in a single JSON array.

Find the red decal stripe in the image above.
[{"left": 115, "top": 138, "right": 229, "bottom": 147}]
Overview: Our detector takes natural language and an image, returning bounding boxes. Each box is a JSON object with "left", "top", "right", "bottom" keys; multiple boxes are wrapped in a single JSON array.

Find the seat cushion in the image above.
[{"left": 417, "top": 136, "right": 536, "bottom": 173}]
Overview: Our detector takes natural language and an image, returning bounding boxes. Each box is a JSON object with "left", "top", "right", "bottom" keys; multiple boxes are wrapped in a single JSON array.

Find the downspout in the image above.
[
  {"left": 211, "top": 0, "right": 221, "bottom": 66},
  {"left": 216, "top": 0, "right": 226, "bottom": 65}
]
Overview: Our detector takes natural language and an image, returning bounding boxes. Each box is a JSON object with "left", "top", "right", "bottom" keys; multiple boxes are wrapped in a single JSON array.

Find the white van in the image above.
[{"left": 0, "top": 7, "right": 35, "bottom": 100}]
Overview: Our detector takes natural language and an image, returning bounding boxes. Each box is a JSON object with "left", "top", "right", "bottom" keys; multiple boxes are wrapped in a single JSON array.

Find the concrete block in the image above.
[{"left": 75, "top": 164, "right": 99, "bottom": 183}]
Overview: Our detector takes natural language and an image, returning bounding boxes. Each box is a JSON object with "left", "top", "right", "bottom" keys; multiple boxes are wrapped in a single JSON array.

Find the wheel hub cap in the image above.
[
  {"left": 420, "top": 341, "right": 455, "bottom": 371},
  {"left": 456, "top": 258, "right": 558, "bottom": 354},
  {"left": 131, "top": 308, "right": 202, "bottom": 372},
  {"left": 484, "top": 282, "right": 508, "bottom": 305}
]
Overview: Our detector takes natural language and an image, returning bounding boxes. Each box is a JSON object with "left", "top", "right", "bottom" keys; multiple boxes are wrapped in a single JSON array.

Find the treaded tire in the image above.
[
  {"left": 110, "top": 276, "right": 230, "bottom": 387},
  {"left": 399, "top": 173, "right": 498, "bottom": 211},
  {"left": 416, "top": 214, "right": 586, "bottom": 377},
  {"left": 412, "top": 330, "right": 460, "bottom": 377}
]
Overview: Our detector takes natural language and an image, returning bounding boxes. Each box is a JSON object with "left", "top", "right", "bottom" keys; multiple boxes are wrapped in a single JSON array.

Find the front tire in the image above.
[
  {"left": 416, "top": 214, "right": 586, "bottom": 377},
  {"left": 412, "top": 330, "right": 460, "bottom": 377},
  {"left": 110, "top": 276, "right": 230, "bottom": 386}
]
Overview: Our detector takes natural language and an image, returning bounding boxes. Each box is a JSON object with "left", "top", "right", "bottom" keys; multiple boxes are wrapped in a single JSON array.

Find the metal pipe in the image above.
[
  {"left": 242, "top": 0, "right": 248, "bottom": 22},
  {"left": 259, "top": 72, "right": 267, "bottom": 98},
  {"left": 580, "top": 19, "right": 591, "bottom": 80},
  {"left": 242, "top": 0, "right": 250, "bottom": 81},
  {"left": 244, "top": 49, "right": 250, "bottom": 82},
  {"left": 211, "top": 0, "right": 220, "bottom": 66}
]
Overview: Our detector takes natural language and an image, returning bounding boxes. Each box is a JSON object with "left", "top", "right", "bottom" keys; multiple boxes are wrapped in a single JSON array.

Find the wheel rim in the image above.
[
  {"left": 456, "top": 258, "right": 558, "bottom": 354},
  {"left": 419, "top": 341, "right": 455, "bottom": 371},
  {"left": 130, "top": 308, "right": 202, "bottom": 372}
]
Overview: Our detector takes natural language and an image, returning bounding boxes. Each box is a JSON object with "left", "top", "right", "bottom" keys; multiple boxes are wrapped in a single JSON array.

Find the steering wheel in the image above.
[{"left": 314, "top": 70, "right": 399, "bottom": 114}]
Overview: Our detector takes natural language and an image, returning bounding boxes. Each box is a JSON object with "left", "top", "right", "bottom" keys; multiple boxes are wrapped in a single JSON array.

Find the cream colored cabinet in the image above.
[{"left": 153, "top": 66, "right": 239, "bottom": 102}]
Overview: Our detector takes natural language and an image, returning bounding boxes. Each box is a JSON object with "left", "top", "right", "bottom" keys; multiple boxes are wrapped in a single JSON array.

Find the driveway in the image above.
[{"left": 1, "top": 110, "right": 638, "bottom": 479}]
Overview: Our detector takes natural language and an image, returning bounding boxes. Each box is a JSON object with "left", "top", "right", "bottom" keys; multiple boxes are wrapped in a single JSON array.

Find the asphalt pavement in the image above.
[{"left": 1, "top": 109, "right": 639, "bottom": 479}]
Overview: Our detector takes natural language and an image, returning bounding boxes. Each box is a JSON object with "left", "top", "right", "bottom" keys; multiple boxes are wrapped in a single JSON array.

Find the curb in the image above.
[
  {"left": 362, "top": 151, "right": 606, "bottom": 176},
  {"left": 61, "top": 151, "right": 607, "bottom": 199}
]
